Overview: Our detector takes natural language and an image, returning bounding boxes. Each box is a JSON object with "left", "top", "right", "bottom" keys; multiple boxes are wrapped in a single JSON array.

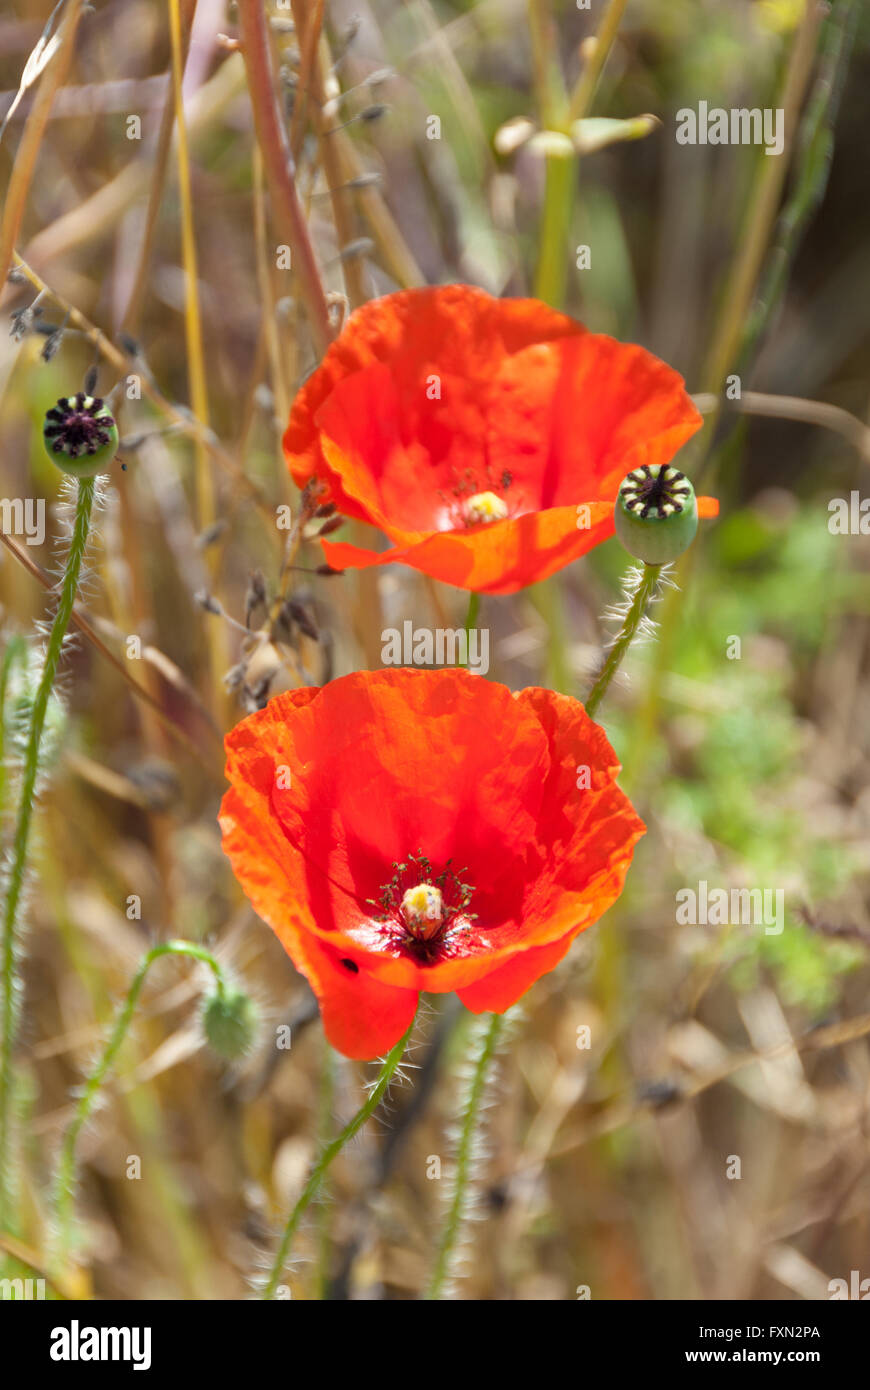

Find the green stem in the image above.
[
  {"left": 463, "top": 590, "right": 480, "bottom": 650},
  {"left": 53, "top": 940, "right": 226, "bottom": 1262},
  {"left": 0, "top": 476, "right": 96, "bottom": 1229},
  {"left": 426, "top": 1010, "right": 503, "bottom": 1300},
  {"left": 567, "top": 0, "right": 630, "bottom": 123},
  {"left": 531, "top": 578, "right": 570, "bottom": 694},
  {"left": 534, "top": 146, "right": 577, "bottom": 307},
  {"left": 0, "top": 637, "right": 28, "bottom": 813},
  {"left": 313, "top": 1037, "right": 336, "bottom": 1300},
  {"left": 532, "top": 0, "right": 630, "bottom": 311},
  {"left": 261, "top": 1013, "right": 417, "bottom": 1300},
  {"left": 584, "top": 563, "right": 661, "bottom": 720}
]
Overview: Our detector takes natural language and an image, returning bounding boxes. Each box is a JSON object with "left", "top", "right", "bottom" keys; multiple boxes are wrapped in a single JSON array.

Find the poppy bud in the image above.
[
  {"left": 614, "top": 464, "right": 698, "bottom": 565},
  {"left": 201, "top": 984, "right": 259, "bottom": 1060},
  {"left": 43, "top": 394, "right": 119, "bottom": 478}
]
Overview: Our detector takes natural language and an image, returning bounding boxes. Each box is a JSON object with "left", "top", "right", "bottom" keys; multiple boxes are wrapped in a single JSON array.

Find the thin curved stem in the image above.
[
  {"left": 567, "top": 0, "right": 630, "bottom": 123},
  {"left": 313, "top": 1037, "right": 336, "bottom": 1300},
  {"left": 463, "top": 590, "right": 480, "bottom": 652},
  {"left": 425, "top": 1010, "right": 503, "bottom": 1300},
  {"left": 584, "top": 562, "right": 661, "bottom": 720},
  {"left": 261, "top": 1014, "right": 417, "bottom": 1300},
  {"left": 52, "top": 940, "right": 227, "bottom": 1260},
  {"left": 0, "top": 476, "right": 95, "bottom": 1229}
]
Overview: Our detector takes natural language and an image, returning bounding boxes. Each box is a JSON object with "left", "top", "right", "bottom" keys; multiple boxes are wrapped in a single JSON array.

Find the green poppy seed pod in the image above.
[
  {"left": 614, "top": 464, "right": 698, "bottom": 565},
  {"left": 43, "top": 393, "right": 119, "bottom": 477},
  {"left": 201, "top": 985, "right": 259, "bottom": 1060}
]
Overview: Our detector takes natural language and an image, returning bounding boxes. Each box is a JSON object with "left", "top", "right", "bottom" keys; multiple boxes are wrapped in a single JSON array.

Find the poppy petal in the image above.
[
  {"left": 457, "top": 934, "right": 576, "bottom": 1014},
  {"left": 285, "top": 285, "right": 586, "bottom": 496},
  {"left": 220, "top": 694, "right": 419, "bottom": 1058},
  {"left": 321, "top": 502, "right": 615, "bottom": 596},
  {"left": 221, "top": 672, "right": 644, "bottom": 1051},
  {"left": 283, "top": 286, "right": 713, "bottom": 592}
]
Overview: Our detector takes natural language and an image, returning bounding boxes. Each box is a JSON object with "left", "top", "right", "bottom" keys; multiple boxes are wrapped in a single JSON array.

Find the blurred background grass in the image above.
[{"left": 0, "top": 0, "right": 869, "bottom": 1299}]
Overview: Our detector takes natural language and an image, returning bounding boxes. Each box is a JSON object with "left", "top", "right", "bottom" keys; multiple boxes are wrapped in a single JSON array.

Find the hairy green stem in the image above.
[
  {"left": 313, "top": 1037, "right": 336, "bottom": 1300},
  {"left": 0, "top": 638, "right": 28, "bottom": 813},
  {"left": 0, "top": 477, "right": 96, "bottom": 1230},
  {"left": 585, "top": 563, "right": 661, "bottom": 720},
  {"left": 426, "top": 1010, "right": 503, "bottom": 1300},
  {"left": 262, "top": 1013, "right": 417, "bottom": 1300},
  {"left": 52, "top": 939, "right": 226, "bottom": 1261}
]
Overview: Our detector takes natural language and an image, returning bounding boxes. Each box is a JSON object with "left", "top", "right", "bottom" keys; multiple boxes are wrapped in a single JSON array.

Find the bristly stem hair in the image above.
[
  {"left": 261, "top": 1012, "right": 418, "bottom": 1300},
  {"left": 52, "top": 940, "right": 228, "bottom": 1266},
  {"left": 0, "top": 475, "right": 96, "bottom": 1232},
  {"left": 584, "top": 562, "right": 663, "bottom": 720},
  {"left": 425, "top": 1009, "right": 504, "bottom": 1300}
]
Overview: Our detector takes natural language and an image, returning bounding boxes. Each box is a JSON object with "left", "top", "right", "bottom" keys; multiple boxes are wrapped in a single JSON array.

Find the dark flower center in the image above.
[
  {"left": 619, "top": 464, "right": 691, "bottom": 519},
  {"left": 44, "top": 394, "right": 115, "bottom": 458},
  {"left": 368, "top": 852, "right": 477, "bottom": 962}
]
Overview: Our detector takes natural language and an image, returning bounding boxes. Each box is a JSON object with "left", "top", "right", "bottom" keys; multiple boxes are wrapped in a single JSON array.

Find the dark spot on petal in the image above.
[{"left": 340, "top": 958, "right": 359, "bottom": 973}]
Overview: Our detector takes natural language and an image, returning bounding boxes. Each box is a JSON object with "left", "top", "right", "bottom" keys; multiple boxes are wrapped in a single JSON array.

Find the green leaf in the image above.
[{"left": 569, "top": 114, "right": 661, "bottom": 156}]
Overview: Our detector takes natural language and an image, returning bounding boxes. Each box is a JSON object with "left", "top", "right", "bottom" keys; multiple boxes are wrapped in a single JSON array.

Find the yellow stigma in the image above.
[
  {"left": 466, "top": 491, "right": 508, "bottom": 526},
  {"left": 400, "top": 883, "right": 444, "bottom": 939}
]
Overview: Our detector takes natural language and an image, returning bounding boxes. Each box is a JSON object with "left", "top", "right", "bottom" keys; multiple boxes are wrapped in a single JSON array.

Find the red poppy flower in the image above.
[
  {"left": 284, "top": 285, "right": 717, "bottom": 595},
  {"left": 220, "top": 668, "right": 644, "bottom": 1058}
]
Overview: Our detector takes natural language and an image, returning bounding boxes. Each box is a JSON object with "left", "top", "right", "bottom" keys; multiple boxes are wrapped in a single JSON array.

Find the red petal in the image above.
[
  {"left": 221, "top": 672, "right": 644, "bottom": 1038},
  {"left": 267, "top": 670, "right": 551, "bottom": 900},
  {"left": 458, "top": 935, "right": 576, "bottom": 1014},
  {"left": 221, "top": 694, "right": 418, "bottom": 1058},
  {"left": 284, "top": 285, "right": 584, "bottom": 497},
  {"left": 284, "top": 286, "right": 705, "bottom": 594},
  {"left": 321, "top": 503, "right": 615, "bottom": 596}
]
